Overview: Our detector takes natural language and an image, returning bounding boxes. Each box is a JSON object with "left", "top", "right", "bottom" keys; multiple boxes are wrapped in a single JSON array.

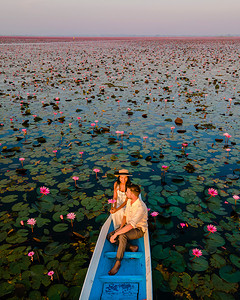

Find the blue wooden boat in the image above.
[{"left": 79, "top": 215, "right": 152, "bottom": 300}]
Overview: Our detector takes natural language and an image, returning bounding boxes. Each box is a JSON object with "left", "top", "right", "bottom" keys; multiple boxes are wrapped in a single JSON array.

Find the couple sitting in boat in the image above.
[{"left": 107, "top": 169, "right": 148, "bottom": 275}]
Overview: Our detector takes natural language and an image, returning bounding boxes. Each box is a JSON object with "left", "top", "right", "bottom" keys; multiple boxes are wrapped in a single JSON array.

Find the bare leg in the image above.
[{"left": 108, "top": 261, "right": 121, "bottom": 275}]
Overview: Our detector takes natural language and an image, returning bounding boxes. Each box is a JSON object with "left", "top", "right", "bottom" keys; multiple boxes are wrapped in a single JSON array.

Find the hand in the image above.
[
  {"left": 110, "top": 208, "right": 117, "bottom": 214},
  {"left": 110, "top": 233, "right": 117, "bottom": 243}
]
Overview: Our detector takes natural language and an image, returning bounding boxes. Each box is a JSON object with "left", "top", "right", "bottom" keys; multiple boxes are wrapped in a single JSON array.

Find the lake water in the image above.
[{"left": 0, "top": 37, "right": 240, "bottom": 300}]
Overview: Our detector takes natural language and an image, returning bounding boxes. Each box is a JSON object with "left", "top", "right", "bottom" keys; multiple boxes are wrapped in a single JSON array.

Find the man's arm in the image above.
[{"left": 110, "top": 218, "right": 133, "bottom": 243}]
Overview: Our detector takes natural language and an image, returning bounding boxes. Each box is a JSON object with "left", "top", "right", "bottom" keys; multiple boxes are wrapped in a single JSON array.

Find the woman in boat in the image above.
[{"left": 110, "top": 169, "right": 132, "bottom": 230}]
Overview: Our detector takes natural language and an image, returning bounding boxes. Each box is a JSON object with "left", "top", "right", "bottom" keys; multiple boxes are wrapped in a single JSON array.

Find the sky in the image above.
[{"left": 1, "top": 0, "right": 240, "bottom": 36}]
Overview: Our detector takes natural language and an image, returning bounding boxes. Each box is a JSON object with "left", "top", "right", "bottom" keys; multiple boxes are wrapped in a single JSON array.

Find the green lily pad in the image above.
[
  {"left": 1, "top": 195, "right": 18, "bottom": 203},
  {"left": 167, "top": 206, "right": 182, "bottom": 216},
  {"left": 29, "top": 291, "right": 42, "bottom": 300},
  {"left": 210, "top": 254, "right": 226, "bottom": 268},
  {"left": 0, "top": 282, "right": 14, "bottom": 297},
  {"left": 44, "top": 242, "right": 65, "bottom": 256},
  {"left": 219, "top": 265, "right": 240, "bottom": 283},
  {"left": 211, "top": 274, "right": 238, "bottom": 293},
  {"left": 229, "top": 254, "right": 240, "bottom": 268},
  {"left": 152, "top": 245, "right": 170, "bottom": 259},
  {"left": 179, "top": 189, "right": 197, "bottom": 203},
  {"left": 6, "top": 232, "right": 28, "bottom": 244},
  {"left": 211, "top": 291, "right": 235, "bottom": 300},
  {"left": 12, "top": 202, "right": 29, "bottom": 211},
  {"left": 164, "top": 184, "right": 178, "bottom": 192},
  {"left": 180, "top": 273, "right": 194, "bottom": 290},
  {"left": 198, "top": 212, "right": 216, "bottom": 222},
  {"left": 167, "top": 195, "right": 185, "bottom": 205},
  {"left": 164, "top": 250, "right": 186, "bottom": 272},
  {"left": 0, "top": 231, "right": 7, "bottom": 242},
  {"left": 190, "top": 256, "right": 209, "bottom": 271},
  {"left": 204, "top": 233, "right": 225, "bottom": 252},
  {"left": 53, "top": 223, "right": 69, "bottom": 232}
]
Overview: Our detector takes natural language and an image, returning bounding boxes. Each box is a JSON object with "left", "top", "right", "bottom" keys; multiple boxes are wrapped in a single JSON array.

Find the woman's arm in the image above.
[
  {"left": 112, "top": 182, "right": 118, "bottom": 209},
  {"left": 114, "top": 199, "right": 127, "bottom": 212}
]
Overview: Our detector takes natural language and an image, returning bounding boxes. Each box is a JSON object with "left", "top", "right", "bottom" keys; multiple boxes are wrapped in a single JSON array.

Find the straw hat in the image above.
[{"left": 114, "top": 169, "right": 132, "bottom": 176}]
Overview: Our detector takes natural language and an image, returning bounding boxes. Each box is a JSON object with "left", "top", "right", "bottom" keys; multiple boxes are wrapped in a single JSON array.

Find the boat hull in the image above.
[{"left": 79, "top": 215, "right": 152, "bottom": 300}]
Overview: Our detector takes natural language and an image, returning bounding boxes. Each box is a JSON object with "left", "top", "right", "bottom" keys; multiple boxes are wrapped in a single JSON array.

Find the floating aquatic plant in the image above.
[
  {"left": 27, "top": 218, "right": 36, "bottom": 232},
  {"left": 67, "top": 212, "right": 76, "bottom": 227},
  {"left": 48, "top": 270, "right": 54, "bottom": 281},
  {"left": 191, "top": 248, "right": 202, "bottom": 261}
]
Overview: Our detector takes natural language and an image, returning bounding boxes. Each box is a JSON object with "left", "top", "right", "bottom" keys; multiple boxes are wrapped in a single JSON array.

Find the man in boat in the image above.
[{"left": 107, "top": 184, "right": 148, "bottom": 275}]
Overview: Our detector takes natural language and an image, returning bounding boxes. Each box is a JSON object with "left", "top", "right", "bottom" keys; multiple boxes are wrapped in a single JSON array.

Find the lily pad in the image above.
[
  {"left": 152, "top": 245, "right": 170, "bottom": 259},
  {"left": 1, "top": 195, "right": 18, "bottom": 203},
  {"left": 53, "top": 223, "right": 69, "bottom": 232},
  {"left": 229, "top": 254, "right": 240, "bottom": 268},
  {"left": 210, "top": 254, "right": 226, "bottom": 268},
  {"left": 190, "top": 257, "right": 209, "bottom": 271},
  {"left": 219, "top": 265, "right": 240, "bottom": 283}
]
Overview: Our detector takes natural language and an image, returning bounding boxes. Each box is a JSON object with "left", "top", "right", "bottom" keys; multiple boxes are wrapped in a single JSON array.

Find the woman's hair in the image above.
[{"left": 116, "top": 176, "right": 132, "bottom": 191}]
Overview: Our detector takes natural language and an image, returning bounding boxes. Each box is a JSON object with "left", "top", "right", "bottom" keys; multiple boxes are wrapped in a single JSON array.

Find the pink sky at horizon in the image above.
[{"left": 1, "top": 0, "right": 240, "bottom": 36}]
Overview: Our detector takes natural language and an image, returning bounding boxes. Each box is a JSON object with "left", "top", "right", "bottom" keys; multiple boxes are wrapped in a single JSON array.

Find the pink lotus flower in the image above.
[
  {"left": 69, "top": 123, "right": 72, "bottom": 128},
  {"left": 161, "top": 165, "right": 168, "bottom": 169},
  {"left": 182, "top": 143, "right": 188, "bottom": 147},
  {"left": 67, "top": 212, "right": 76, "bottom": 227},
  {"left": 27, "top": 218, "right": 36, "bottom": 226},
  {"left": 19, "top": 157, "right": 25, "bottom": 167},
  {"left": 27, "top": 218, "right": 36, "bottom": 232},
  {"left": 171, "top": 126, "right": 175, "bottom": 131},
  {"left": 208, "top": 188, "right": 218, "bottom": 197},
  {"left": 28, "top": 251, "right": 34, "bottom": 261},
  {"left": 48, "top": 270, "right": 54, "bottom": 281},
  {"left": 20, "top": 220, "right": 24, "bottom": 226},
  {"left": 53, "top": 150, "right": 57, "bottom": 156},
  {"left": 180, "top": 223, "right": 186, "bottom": 228},
  {"left": 40, "top": 186, "right": 50, "bottom": 196},
  {"left": 147, "top": 208, "right": 151, "bottom": 211},
  {"left": 151, "top": 212, "right": 159, "bottom": 217},
  {"left": 91, "top": 123, "right": 95, "bottom": 127},
  {"left": 72, "top": 176, "right": 79, "bottom": 187},
  {"left": 143, "top": 136, "right": 148, "bottom": 140},
  {"left": 233, "top": 195, "right": 239, "bottom": 206},
  {"left": 93, "top": 168, "right": 100, "bottom": 179},
  {"left": 60, "top": 215, "right": 63, "bottom": 220},
  {"left": 77, "top": 117, "right": 81, "bottom": 120},
  {"left": 207, "top": 224, "right": 217, "bottom": 234},
  {"left": 108, "top": 199, "right": 116, "bottom": 204},
  {"left": 192, "top": 248, "right": 202, "bottom": 260},
  {"left": 67, "top": 213, "right": 76, "bottom": 220}
]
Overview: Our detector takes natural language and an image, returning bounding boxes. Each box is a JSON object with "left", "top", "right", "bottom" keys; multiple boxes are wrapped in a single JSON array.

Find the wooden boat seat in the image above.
[
  {"left": 104, "top": 251, "right": 143, "bottom": 259},
  {"left": 100, "top": 275, "right": 145, "bottom": 282}
]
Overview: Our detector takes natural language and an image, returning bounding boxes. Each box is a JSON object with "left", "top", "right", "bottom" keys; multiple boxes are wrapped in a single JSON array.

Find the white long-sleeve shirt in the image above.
[{"left": 124, "top": 197, "right": 148, "bottom": 232}]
